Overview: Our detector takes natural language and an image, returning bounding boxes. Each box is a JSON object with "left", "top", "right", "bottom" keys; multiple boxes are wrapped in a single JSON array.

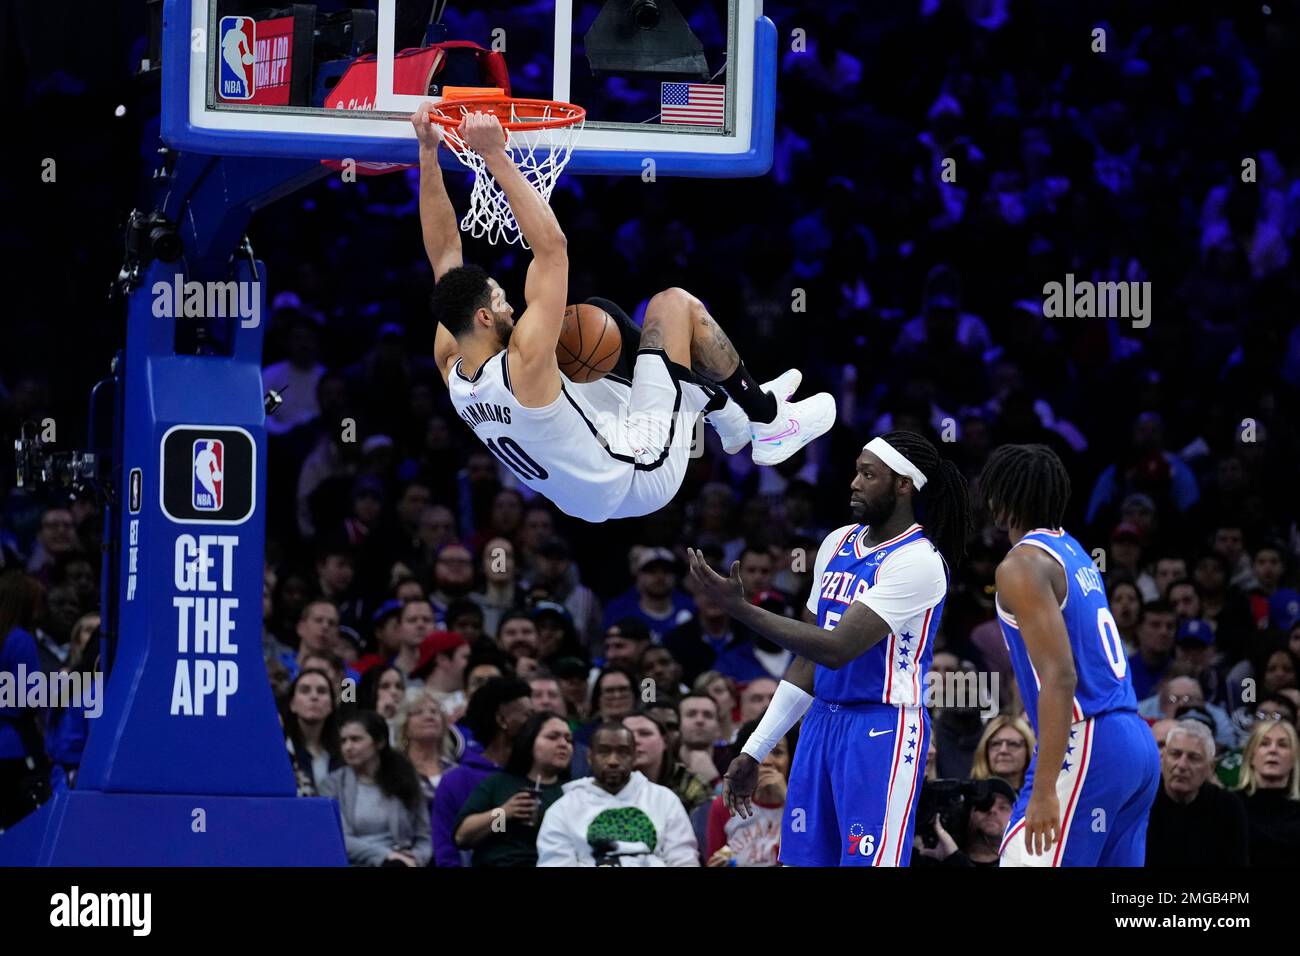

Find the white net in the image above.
[{"left": 432, "top": 99, "right": 585, "bottom": 248}]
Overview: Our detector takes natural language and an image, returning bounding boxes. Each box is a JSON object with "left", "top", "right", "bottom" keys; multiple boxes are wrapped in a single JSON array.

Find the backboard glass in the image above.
[{"left": 163, "top": 0, "right": 775, "bottom": 176}]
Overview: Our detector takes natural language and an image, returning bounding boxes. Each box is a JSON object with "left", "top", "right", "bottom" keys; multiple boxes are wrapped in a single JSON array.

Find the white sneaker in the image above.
[
  {"left": 705, "top": 369, "right": 803, "bottom": 455},
  {"left": 705, "top": 400, "right": 752, "bottom": 455},
  {"left": 751, "top": 391, "right": 837, "bottom": 467}
]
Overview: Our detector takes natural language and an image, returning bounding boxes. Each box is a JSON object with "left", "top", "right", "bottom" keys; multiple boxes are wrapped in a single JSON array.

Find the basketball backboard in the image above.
[{"left": 162, "top": 0, "right": 775, "bottom": 176}]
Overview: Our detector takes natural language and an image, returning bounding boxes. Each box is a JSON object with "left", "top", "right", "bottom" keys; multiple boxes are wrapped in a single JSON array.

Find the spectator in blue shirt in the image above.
[
  {"left": 603, "top": 548, "right": 695, "bottom": 642},
  {"left": 1128, "top": 601, "right": 1178, "bottom": 701}
]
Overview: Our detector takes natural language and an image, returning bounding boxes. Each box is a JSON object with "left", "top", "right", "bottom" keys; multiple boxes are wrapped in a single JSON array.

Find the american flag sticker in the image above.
[{"left": 660, "top": 82, "right": 725, "bottom": 126}]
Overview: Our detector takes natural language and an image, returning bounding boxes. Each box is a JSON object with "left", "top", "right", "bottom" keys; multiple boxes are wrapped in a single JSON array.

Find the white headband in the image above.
[{"left": 864, "top": 437, "right": 928, "bottom": 490}]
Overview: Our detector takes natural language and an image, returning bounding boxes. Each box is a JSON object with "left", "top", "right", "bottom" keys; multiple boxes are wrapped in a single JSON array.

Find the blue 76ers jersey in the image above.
[
  {"left": 995, "top": 528, "right": 1138, "bottom": 732},
  {"left": 809, "top": 524, "right": 948, "bottom": 706}
]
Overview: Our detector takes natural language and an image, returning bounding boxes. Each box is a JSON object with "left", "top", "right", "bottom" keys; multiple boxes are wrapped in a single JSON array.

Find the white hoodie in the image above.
[{"left": 536, "top": 771, "right": 700, "bottom": 867}]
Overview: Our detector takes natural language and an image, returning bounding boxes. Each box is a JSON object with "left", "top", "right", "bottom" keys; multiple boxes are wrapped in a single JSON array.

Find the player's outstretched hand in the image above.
[
  {"left": 722, "top": 753, "right": 760, "bottom": 819},
  {"left": 412, "top": 101, "right": 443, "bottom": 151},
  {"left": 686, "top": 548, "right": 746, "bottom": 612},
  {"left": 461, "top": 111, "right": 507, "bottom": 157},
  {"left": 1022, "top": 787, "right": 1061, "bottom": 858}
]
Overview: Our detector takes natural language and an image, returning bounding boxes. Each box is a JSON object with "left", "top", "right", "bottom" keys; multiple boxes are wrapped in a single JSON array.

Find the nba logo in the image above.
[
  {"left": 218, "top": 16, "right": 256, "bottom": 100},
  {"left": 193, "top": 439, "right": 225, "bottom": 511}
]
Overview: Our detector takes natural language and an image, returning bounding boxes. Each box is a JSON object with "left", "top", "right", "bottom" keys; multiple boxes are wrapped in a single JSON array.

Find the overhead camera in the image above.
[
  {"left": 117, "top": 208, "right": 182, "bottom": 292},
  {"left": 14, "top": 423, "right": 98, "bottom": 495},
  {"left": 629, "top": 0, "right": 661, "bottom": 29}
]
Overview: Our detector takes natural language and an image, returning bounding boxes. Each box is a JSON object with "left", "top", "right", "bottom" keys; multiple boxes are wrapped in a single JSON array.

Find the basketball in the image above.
[{"left": 556, "top": 303, "right": 621, "bottom": 382}]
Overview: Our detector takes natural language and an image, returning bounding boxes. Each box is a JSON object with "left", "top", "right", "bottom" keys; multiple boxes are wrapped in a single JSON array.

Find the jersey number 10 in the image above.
[{"left": 485, "top": 437, "right": 549, "bottom": 482}]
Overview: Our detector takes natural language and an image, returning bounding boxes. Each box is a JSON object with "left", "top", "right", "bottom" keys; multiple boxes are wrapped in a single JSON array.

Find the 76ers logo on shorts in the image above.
[
  {"left": 218, "top": 16, "right": 256, "bottom": 100},
  {"left": 192, "top": 439, "right": 224, "bottom": 511},
  {"left": 847, "top": 822, "right": 875, "bottom": 857}
]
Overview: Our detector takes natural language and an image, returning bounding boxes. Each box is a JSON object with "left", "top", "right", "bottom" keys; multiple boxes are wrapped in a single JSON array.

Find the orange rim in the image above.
[{"left": 428, "top": 96, "right": 586, "bottom": 132}]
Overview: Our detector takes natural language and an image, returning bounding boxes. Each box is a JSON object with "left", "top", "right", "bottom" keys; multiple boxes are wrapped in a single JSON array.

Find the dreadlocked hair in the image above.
[
  {"left": 979, "top": 443, "right": 1071, "bottom": 532},
  {"left": 878, "top": 430, "right": 972, "bottom": 569}
]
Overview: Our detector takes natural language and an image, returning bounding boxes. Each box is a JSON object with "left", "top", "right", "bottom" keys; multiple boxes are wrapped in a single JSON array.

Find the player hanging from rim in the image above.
[
  {"left": 688, "top": 430, "right": 971, "bottom": 866},
  {"left": 412, "top": 105, "right": 836, "bottom": 523},
  {"left": 980, "top": 444, "right": 1159, "bottom": 866}
]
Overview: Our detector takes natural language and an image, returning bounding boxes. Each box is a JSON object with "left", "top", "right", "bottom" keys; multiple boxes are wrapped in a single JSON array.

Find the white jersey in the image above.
[{"left": 447, "top": 350, "right": 635, "bottom": 522}]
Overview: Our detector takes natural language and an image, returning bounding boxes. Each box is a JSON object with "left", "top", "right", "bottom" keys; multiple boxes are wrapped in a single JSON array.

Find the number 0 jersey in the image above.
[
  {"left": 447, "top": 350, "right": 635, "bottom": 522},
  {"left": 807, "top": 523, "right": 949, "bottom": 706},
  {"left": 994, "top": 528, "right": 1139, "bottom": 733}
]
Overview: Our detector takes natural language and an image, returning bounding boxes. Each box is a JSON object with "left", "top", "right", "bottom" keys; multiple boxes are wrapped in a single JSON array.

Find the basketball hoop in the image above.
[{"left": 429, "top": 93, "right": 586, "bottom": 247}]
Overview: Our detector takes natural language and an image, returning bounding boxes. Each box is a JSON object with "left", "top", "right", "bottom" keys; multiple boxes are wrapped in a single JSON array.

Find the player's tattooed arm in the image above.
[
  {"left": 996, "top": 547, "right": 1076, "bottom": 857},
  {"left": 687, "top": 550, "right": 890, "bottom": 669}
]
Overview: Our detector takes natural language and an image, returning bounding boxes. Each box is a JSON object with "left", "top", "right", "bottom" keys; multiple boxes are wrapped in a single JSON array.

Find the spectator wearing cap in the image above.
[
  {"left": 353, "top": 599, "right": 405, "bottom": 676},
  {"left": 913, "top": 778, "right": 1016, "bottom": 869},
  {"left": 536, "top": 722, "right": 699, "bottom": 866},
  {"left": 432, "top": 676, "right": 534, "bottom": 867},
  {"left": 1138, "top": 666, "right": 1235, "bottom": 749},
  {"left": 532, "top": 601, "right": 587, "bottom": 664},
  {"left": 970, "top": 715, "right": 1036, "bottom": 792},
  {"left": 1146, "top": 719, "right": 1249, "bottom": 866},
  {"left": 389, "top": 599, "right": 436, "bottom": 685},
  {"left": 430, "top": 543, "right": 476, "bottom": 627},
  {"left": 262, "top": 311, "right": 325, "bottom": 436},
  {"left": 552, "top": 657, "right": 595, "bottom": 727},
  {"left": 602, "top": 548, "right": 695, "bottom": 643},
  {"left": 497, "top": 612, "right": 541, "bottom": 664},
  {"left": 1107, "top": 523, "right": 1146, "bottom": 580},
  {"left": 527, "top": 536, "right": 602, "bottom": 649},
  {"left": 601, "top": 618, "right": 651, "bottom": 672},
  {"left": 1173, "top": 615, "right": 1232, "bottom": 706},
  {"left": 705, "top": 717, "right": 796, "bottom": 867},
  {"left": 415, "top": 631, "right": 471, "bottom": 721},
  {"left": 1127, "top": 601, "right": 1177, "bottom": 700},
  {"left": 454, "top": 711, "right": 574, "bottom": 866},
  {"left": 623, "top": 711, "right": 709, "bottom": 816},
  {"left": 398, "top": 688, "right": 464, "bottom": 802},
  {"left": 469, "top": 537, "right": 524, "bottom": 640},
  {"left": 1234, "top": 719, "right": 1300, "bottom": 867}
]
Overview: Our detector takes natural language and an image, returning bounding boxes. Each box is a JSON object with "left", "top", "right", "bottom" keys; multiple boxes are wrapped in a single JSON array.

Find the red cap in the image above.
[{"left": 415, "top": 630, "right": 469, "bottom": 676}]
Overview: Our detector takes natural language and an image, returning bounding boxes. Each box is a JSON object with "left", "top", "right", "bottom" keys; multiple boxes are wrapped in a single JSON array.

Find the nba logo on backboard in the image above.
[
  {"left": 193, "top": 439, "right": 224, "bottom": 511},
  {"left": 218, "top": 16, "right": 256, "bottom": 100}
]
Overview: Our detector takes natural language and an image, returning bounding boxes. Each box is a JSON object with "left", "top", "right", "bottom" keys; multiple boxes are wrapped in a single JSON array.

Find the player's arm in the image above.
[
  {"left": 686, "top": 549, "right": 890, "bottom": 670},
  {"left": 413, "top": 104, "right": 463, "bottom": 281},
  {"left": 460, "top": 113, "right": 567, "bottom": 401},
  {"left": 995, "top": 547, "right": 1077, "bottom": 858}
]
